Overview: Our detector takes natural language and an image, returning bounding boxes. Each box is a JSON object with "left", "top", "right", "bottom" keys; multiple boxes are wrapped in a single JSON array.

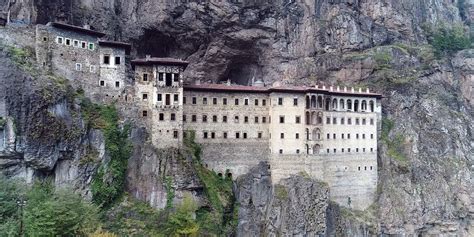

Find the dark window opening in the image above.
[
  {"left": 166, "top": 73, "right": 172, "bottom": 86},
  {"left": 143, "top": 73, "right": 148, "bottom": 81},
  {"left": 158, "top": 73, "right": 164, "bottom": 81},
  {"left": 174, "top": 73, "right": 179, "bottom": 82},
  {"left": 103, "top": 55, "right": 110, "bottom": 64},
  {"left": 115, "top": 56, "right": 121, "bottom": 65},
  {"left": 165, "top": 94, "right": 171, "bottom": 105}
]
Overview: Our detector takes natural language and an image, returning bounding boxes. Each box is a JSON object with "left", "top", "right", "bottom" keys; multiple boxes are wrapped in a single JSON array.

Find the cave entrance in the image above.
[{"left": 219, "top": 60, "right": 261, "bottom": 86}]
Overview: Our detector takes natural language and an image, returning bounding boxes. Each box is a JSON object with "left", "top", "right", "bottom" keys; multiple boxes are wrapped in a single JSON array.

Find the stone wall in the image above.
[{"left": 97, "top": 45, "right": 127, "bottom": 102}]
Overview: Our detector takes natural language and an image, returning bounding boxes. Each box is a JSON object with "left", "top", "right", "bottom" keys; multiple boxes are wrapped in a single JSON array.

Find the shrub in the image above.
[{"left": 429, "top": 25, "right": 471, "bottom": 57}]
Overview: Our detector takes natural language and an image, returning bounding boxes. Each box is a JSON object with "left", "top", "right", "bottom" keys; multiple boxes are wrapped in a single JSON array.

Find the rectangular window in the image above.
[
  {"left": 75, "top": 63, "right": 82, "bottom": 71},
  {"left": 255, "top": 99, "right": 259, "bottom": 106},
  {"left": 348, "top": 148, "right": 351, "bottom": 153},
  {"left": 293, "top": 98, "right": 298, "bottom": 106},
  {"left": 158, "top": 73, "right": 164, "bottom": 81},
  {"left": 278, "top": 97, "right": 283, "bottom": 105},
  {"left": 296, "top": 149, "right": 300, "bottom": 154},
  {"left": 254, "top": 117, "right": 259, "bottom": 123},
  {"left": 159, "top": 113, "right": 164, "bottom": 121},
  {"left": 211, "top": 132, "right": 216, "bottom": 139},
  {"left": 234, "top": 116, "right": 239, "bottom": 123},
  {"left": 157, "top": 94, "right": 162, "bottom": 102},
  {"left": 56, "top": 37, "right": 63, "bottom": 44},
  {"left": 370, "top": 118, "right": 374, "bottom": 125},
  {"left": 143, "top": 73, "right": 148, "bottom": 81},
  {"left": 223, "top": 116, "right": 228, "bottom": 123},
  {"left": 326, "top": 117, "right": 331, "bottom": 124},
  {"left": 262, "top": 99, "right": 266, "bottom": 106},
  {"left": 333, "top": 149, "right": 337, "bottom": 153},
  {"left": 235, "top": 99, "right": 239, "bottom": 105},
  {"left": 192, "top": 115, "right": 197, "bottom": 122},
  {"left": 333, "top": 134, "right": 336, "bottom": 139},
  {"left": 327, "top": 149, "right": 330, "bottom": 153},
  {"left": 183, "top": 97, "right": 186, "bottom": 104},
  {"left": 342, "top": 134, "right": 345, "bottom": 139},
  {"left": 356, "top": 148, "right": 359, "bottom": 152},
  {"left": 295, "top": 116, "right": 301, "bottom": 124},
  {"left": 341, "top": 118, "right": 345, "bottom": 125},
  {"left": 362, "top": 134, "right": 366, "bottom": 139},
  {"left": 213, "top": 115, "right": 217, "bottom": 122},
  {"left": 203, "top": 98, "right": 208, "bottom": 105},
  {"left": 142, "top": 93, "right": 148, "bottom": 101},
  {"left": 173, "top": 73, "right": 179, "bottom": 82},
  {"left": 243, "top": 133, "right": 248, "bottom": 139},
  {"left": 183, "top": 115, "right": 187, "bottom": 122},
  {"left": 370, "top": 148, "right": 374, "bottom": 152},
  {"left": 333, "top": 117, "right": 337, "bottom": 124},
  {"left": 173, "top": 131, "right": 178, "bottom": 139},
  {"left": 174, "top": 94, "right": 179, "bottom": 103},
  {"left": 356, "top": 134, "right": 359, "bottom": 139},
  {"left": 371, "top": 134, "right": 374, "bottom": 139},
  {"left": 348, "top": 118, "right": 352, "bottom": 125},
  {"left": 356, "top": 118, "right": 360, "bottom": 125},
  {"left": 348, "top": 133, "right": 351, "bottom": 139},
  {"left": 223, "top": 98, "right": 227, "bottom": 105},
  {"left": 202, "top": 115, "right": 208, "bottom": 123},
  {"left": 73, "top": 40, "right": 79, "bottom": 47},
  {"left": 223, "top": 132, "right": 228, "bottom": 139},
  {"left": 244, "top": 116, "right": 248, "bottom": 123},
  {"left": 88, "top": 43, "right": 94, "bottom": 50},
  {"left": 213, "top": 98, "right": 217, "bottom": 105},
  {"left": 362, "top": 118, "right": 366, "bottom": 125},
  {"left": 342, "top": 148, "right": 345, "bottom": 153},
  {"left": 171, "top": 113, "right": 176, "bottom": 121},
  {"left": 296, "top": 133, "right": 299, "bottom": 139},
  {"left": 103, "top": 55, "right": 110, "bottom": 64},
  {"left": 363, "top": 148, "right": 366, "bottom": 152},
  {"left": 327, "top": 133, "right": 330, "bottom": 139},
  {"left": 279, "top": 116, "right": 285, "bottom": 124},
  {"left": 81, "top": 41, "right": 87, "bottom": 49},
  {"left": 203, "top": 132, "right": 208, "bottom": 139},
  {"left": 279, "top": 149, "right": 283, "bottom": 154},
  {"left": 99, "top": 80, "right": 105, "bottom": 87},
  {"left": 65, "top": 38, "right": 71, "bottom": 46},
  {"left": 235, "top": 132, "right": 240, "bottom": 139},
  {"left": 115, "top": 81, "right": 120, "bottom": 88},
  {"left": 258, "top": 132, "right": 262, "bottom": 139},
  {"left": 142, "top": 110, "right": 148, "bottom": 117},
  {"left": 280, "top": 133, "right": 284, "bottom": 139},
  {"left": 262, "top": 117, "right": 266, "bottom": 123},
  {"left": 244, "top": 99, "right": 249, "bottom": 105},
  {"left": 115, "top": 56, "right": 121, "bottom": 65},
  {"left": 192, "top": 97, "right": 197, "bottom": 104}
]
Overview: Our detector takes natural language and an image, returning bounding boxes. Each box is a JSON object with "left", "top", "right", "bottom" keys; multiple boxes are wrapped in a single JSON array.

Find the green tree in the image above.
[
  {"left": 163, "top": 194, "right": 199, "bottom": 237},
  {"left": 430, "top": 25, "right": 471, "bottom": 57}
]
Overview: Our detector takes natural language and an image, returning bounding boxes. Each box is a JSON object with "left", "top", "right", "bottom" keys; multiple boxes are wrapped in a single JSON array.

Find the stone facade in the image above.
[{"left": 27, "top": 21, "right": 382, "bottom": 210}]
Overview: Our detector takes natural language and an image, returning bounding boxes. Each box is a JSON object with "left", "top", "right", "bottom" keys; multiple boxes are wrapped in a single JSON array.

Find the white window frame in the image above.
[
  {"left": 65, "top": 38, "right": 71, "bottom": 46},
  {"left": 99, "top": 80, "right": 106, "bottom": 87},
  {"left": 75, "top": 63, "right": 82, "bottom": 71},
  {"left": 81, "top": 41, "right": 87, "bottom": 49},
  {"left": 115, "top": 81, "right": 120, "bottom": 88},
  {"left": 73, "top": 40, "right": 79, "bottom": 47},
  {"left": 114, "top": 56, "right": 121, "bottom": 65},
  {"left": 56, "top": 36, "right": 64, "bottom": 44},
  {"left": 88, "top": 43, "right": 95, "bottom": 51}
]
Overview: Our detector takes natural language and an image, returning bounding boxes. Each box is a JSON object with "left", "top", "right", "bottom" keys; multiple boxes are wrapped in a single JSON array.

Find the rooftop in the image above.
[
  {"left": 131, "top": 57, "right": 189, "bottom": 67},
  {"left": 184, "top": 83, "right": 382, "bottom": 98},
  {"left": 98, "top": 41, "right": 132, "bottom": 54},
  {"left": 47, "top": 22, "right": 106, "bottom": 37}
]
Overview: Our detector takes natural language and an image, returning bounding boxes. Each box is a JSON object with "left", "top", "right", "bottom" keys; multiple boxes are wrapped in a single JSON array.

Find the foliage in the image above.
[
  {"left": 274, "top": 184, "right": 288, "bottom": 200},
  {"left": 0, "top": 177, "right": 101, "bottom": 236},
  {"left": 1, "top": 43, "right": 37, "bottom": 76},
  {"left": 381, "top": 119, "right": 408, "bottom": 166},
  {"left": 88, "top": 229, "right": 118, "bottom": 237},
  {"left": 102, "top": 196, "right": 163, "bottom": 236},
  {"left": 162, "top": 194, "right": 200, "bottom": 237},
  {"left": 80, "top": 98, "right": 132, "bottom": 208},
  {"left": 373, "top": 50, "right": 392, "bottom": 70},
  {"left": 0, "top": 117, "right": 5, "bottom": 128},
  {"left": 428, "top": 25, "right": 471, "bottom": 57},
  {"left": 164, "top": 176, "right": 175, "bottom": 209}
]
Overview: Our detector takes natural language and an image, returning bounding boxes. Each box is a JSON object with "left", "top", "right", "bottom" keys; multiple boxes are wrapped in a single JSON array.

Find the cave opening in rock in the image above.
[
  {"left": 219, "top": 60, "right": 262, "bottom": 86},
  {"left": 134, "top": 29, "right": 181, "bottom": 58}
]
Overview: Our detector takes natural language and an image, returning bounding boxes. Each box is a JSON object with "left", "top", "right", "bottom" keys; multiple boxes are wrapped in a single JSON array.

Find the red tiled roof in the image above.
[
  {"left": 131, "top": 57, "right": 189, "bottom": 66},
  {"left": 48, "top": 22, "right": 106, "bottom": 37},
  {"left": 184, "top": 83, "right": 382, "bottom": 97}
]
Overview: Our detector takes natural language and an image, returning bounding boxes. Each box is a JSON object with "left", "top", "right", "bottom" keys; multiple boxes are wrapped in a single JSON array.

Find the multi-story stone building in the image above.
[{"left": 29, "top": 22, "right": 382, "bottom": 210}]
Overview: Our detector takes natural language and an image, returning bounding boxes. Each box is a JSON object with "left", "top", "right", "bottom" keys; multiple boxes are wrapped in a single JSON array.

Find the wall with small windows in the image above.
[
  {"left": 183, "top": 90, "right": 271, "bottom": 177},
  {"left": 97, "top": 45, "right": 128, "bottom": 101}
]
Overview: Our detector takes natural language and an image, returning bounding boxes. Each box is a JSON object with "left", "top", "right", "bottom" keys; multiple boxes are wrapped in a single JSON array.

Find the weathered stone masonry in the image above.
[{"left": 25, "top": 22, "right": 382, "bottom": 210}]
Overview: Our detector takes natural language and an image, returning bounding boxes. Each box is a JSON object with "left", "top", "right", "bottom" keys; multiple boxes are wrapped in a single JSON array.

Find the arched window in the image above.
[
  {"left": 312, "top": 128, "right": 321, "bottom": 140},
  {"left": 317, "top": 112, "right": 323, "bottom": 124},
  {"left": 340, "top": 99, "right": 345, "bottom": 110},
  {"left": 311, "top": 112, "right": 317, "bottom": 125},
  {"left": 369, "top": 100, "right": 375, "bottom": 112},
  {"left": 313, "top": 144, "right": 321, "bottom": 154},
  {"left": 361, "top": 100, "right": 367, "bottom": 111},
  {"left": 354, "top": 100, "right": 359, "bottom": 112},
  {"left": 311, "top": 96, "right": 316, "bottom": 108},
  {"left": 306, "top": 128, "right": 310, "bottom": 140},
  {"left": 317, "top": 96, "right": 323, "bottom": 108},
  {"left": 325, "top": 98, "right": 331, "bottom": 111},
  {"left": 332, "top": 99, "right": 337, "bottom": 110},
  {"left": 306, "top": 96, "right": 310, "bottom": 109},
  {"left": 347, "top": 99, "right": 352, "bottom": 110},
  {"left": 305, "top": 111, "right": 310, "bottom": 125}
]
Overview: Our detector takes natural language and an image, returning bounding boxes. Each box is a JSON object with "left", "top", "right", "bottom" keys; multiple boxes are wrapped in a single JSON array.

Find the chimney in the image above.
[{"left": 83, "top": 24, "right": 91, "bottom": 30}]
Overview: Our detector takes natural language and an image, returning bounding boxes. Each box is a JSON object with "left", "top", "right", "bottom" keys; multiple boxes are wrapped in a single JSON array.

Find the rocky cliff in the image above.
[{"left": 2, "top": 0, "right": 474, "bottom": 236}]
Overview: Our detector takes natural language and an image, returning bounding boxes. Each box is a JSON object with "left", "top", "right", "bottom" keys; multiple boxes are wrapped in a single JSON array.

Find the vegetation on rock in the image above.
[{"left": 426, "top": 25, "right": 471, "bottom": 57}]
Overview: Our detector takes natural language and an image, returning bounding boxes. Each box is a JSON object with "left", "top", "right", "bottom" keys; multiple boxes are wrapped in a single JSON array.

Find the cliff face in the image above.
[{"left": 2, "top": 0, "right": 474, "bottom": 235}]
